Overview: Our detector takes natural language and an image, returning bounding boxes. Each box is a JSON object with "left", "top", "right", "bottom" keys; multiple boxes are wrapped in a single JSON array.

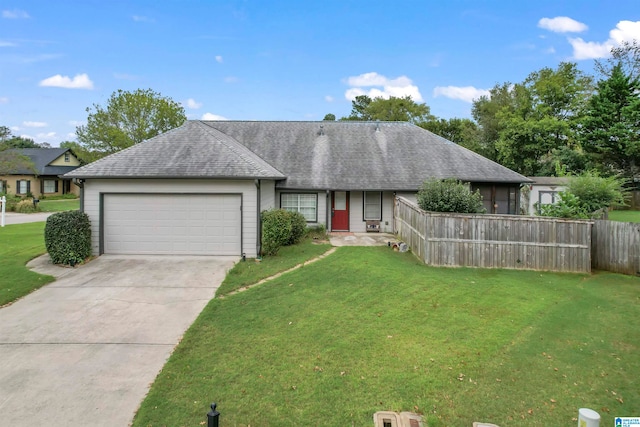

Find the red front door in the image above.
[{"left": 332, "top": 191, "right": 349, "bottom": 231}]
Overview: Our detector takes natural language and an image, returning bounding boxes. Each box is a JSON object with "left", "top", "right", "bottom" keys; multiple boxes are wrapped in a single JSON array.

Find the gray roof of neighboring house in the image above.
[
  {"left": 65, "top": 121, "right": 286, "bottom": 179},
  {"left": 205, "top": 121, "right": 530, "bottom": 190},
  {"left": 7, "top": 148, "right": 78, "bottom": 176},
  {"left": 66, "top": 120, "right": 531, "bottom": 189},
  {"left": 528, "top": 176, "right": 571, "bottom": 186}
]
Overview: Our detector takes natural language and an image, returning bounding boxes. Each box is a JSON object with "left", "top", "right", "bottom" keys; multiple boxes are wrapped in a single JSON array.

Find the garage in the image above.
[{"left": 103, "top": 193, "right": 242, "bottom": 255}]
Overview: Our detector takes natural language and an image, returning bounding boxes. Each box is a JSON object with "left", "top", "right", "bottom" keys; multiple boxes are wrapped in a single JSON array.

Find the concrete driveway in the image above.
[{"left": 0, "top": 254, "right": 237, "bottom": 427}]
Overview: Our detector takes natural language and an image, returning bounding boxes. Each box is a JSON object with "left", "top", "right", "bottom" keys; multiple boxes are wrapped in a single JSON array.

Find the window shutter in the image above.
[
  {"left": 26, "top": 180, "right": 31, "bottom": 193},
  {"left": 55, "top": 180, "right": 59, "bottom": 192},
  {"left": 40, "top": 179, "right": 44, "bottom": 194}
]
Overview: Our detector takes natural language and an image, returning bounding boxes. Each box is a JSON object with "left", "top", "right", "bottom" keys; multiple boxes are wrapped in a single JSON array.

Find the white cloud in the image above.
[
  {"left": 344, "top": 72, "right": 423, "bottom": 102},
  {"left": 224, "top": 76, "right": 238, "bottom": 83},
  {"left": 324, "top": 95, "right": 334, "bottom": 102},
  {"left": 185, "top": 98, "right": 202, "bottom": 109},
  {"left": 66, "top": 132, "right": 77, "bottom": 139},
  {"left": 23, "top": 121, "right": 47, "bottom": 128},
  {"left": 215, "top": 55, "right": 223, "bottom": 63},
  {"left": 10, "top": 126, "right": 20, "bottom": 131},
  {"left": 0, "top": 40, "right": 17, "bottom": 47},
  {"left": 39, "top": 73, "right": 94, "bottom": 89},
  {"left": 433, "top": 86, "right": 490, "bottom": 103},
  {"left": 0, "top": 96, "right": 8, "bottom": 104},
  {"left": 68, "top": 120, "right": 84, "bottom": 126},
  {"left": 202, "top": 112, "right": 228, "bottom": 120},
  {"left": 569, "top": 20, "right": 640, "bottom": 60},
  {"left": 37, "top": 131, "right": 56, "bottom": 139},
  {"left": 538, "top": 16, "right": 588, "bottom": 33},
  {"left": 2, "top": 9, "right": 30, "bottom": 19}
]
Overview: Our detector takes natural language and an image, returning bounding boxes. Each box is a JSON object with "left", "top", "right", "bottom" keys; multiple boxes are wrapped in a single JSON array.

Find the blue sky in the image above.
[{"left": 1, "top": 0, "right": 639, "bottom": 146}]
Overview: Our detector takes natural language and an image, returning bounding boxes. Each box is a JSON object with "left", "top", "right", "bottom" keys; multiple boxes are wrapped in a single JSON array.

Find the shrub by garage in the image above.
[
  {"left": 261, "top": 209, "right": 307, "bottom": 256},
  {"left": 44, "top": 210, "right": 92, "bottom": 266}
]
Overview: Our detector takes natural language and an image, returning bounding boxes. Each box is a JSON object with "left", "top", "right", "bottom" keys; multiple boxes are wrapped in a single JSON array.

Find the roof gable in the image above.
[
  {"left": 5, "top": 148, "right": 78, "bottom": 176},
  {"left": 65, "top": 121, "right": 285, "bottom": 179}
]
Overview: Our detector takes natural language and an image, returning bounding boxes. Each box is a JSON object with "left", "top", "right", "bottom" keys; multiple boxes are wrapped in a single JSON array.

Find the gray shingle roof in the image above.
[
  {"left": 65, "top": 121, "right": 286, "bottom": 179},
  {"left": 7, "top": 148, "right": 77, "bottom": 176},
  {"left": 66, "top": 120, "right": 530, "bottom": 189},
  {"left": 204, "top": 121, "right": 530, "bottom": 190}
]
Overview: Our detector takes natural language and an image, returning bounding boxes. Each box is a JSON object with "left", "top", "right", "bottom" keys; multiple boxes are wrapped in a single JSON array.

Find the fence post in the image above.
[{"left": 207, "top": 402, "right": 220, "bottom": 427}]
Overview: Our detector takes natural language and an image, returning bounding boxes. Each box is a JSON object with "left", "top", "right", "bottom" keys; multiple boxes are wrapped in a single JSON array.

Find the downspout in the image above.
[
  {"left": 325, "top": 190, "right": 330, "bottom": 230},
  {"left": 74, "top": 178, "right": 85, "bottom": 212},
  {"left": 255, "top": 179, "right": 261, "bottom": 257}
]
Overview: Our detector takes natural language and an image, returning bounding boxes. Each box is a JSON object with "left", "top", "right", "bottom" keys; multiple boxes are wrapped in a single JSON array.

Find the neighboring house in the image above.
[
  {"left": 65, "top": 120, "right": 531, "bottom": 257},
  {"left": 0, "top": 148, "right": 81, "bottom": 197},
  {"left": 523, "top": 176, "right": 571, "bottom": 215}
]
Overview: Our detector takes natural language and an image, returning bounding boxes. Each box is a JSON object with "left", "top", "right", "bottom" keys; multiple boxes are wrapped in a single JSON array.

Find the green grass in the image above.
[
  {"left": 609, "top": 210, "right": 640, "bottom": 223},
  {"left": 0, "top": 222, "right": 54, "bottom": 306},
  {"left": 216, "top": 238, "right": 331, "bottom": 296},
  {"left": 133, "top": 247, "right": 640, "bottom": 427},
  {"left": 38, "top": 198, "right": 80, "bottom": 212}
]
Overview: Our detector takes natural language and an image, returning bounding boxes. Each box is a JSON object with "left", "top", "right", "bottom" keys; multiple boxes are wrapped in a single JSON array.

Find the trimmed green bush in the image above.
[
  {"left": 261, "top": 209, "right": 293, "bottom": 256},
  {"left": 44, "top": 210, "right": 92, "bottom": 266},
  {"left": 417, "top": 178, "right": 485, "bottom": 213},
  {"left": 288, "top": 211, "right": 307, "bottom": 245}
]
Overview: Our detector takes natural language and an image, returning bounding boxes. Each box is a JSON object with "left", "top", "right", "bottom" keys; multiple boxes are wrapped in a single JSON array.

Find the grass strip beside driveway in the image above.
[
  {"left": 216, "top": 238, "right": 331, "bottom": 297},
  {"left": 0, "top": 222, "right": 54, "bottom": 306},
  {"left": 133, "top": 246, "right": 640, "bottom": 427}
]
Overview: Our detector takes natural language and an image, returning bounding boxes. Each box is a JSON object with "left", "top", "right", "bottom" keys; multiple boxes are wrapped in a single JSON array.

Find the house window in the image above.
[
  {"left": 281, "top": 193, "right": 318, "bottom": 222},
  {"left": 0, "top": 180, "right": 6, "bottom": 193},
  {"left": 538, "top": 190, "right": 559, "bottom": 206},
  {"left": 17, "top": 180, "right": 30, "bottom": 195},
  {"left": 363, "top": 191, "right": 382, "bottom": 220},
  {"left": 43, "top": 179, "right": 57, "bottom": 193},
  {"left": 64, "top": 152, "right": 70, "bottom": 162}
]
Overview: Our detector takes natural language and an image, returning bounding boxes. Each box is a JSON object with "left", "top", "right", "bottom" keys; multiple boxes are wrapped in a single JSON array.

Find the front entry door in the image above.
[{"left": 332, "top": 191, "right": 349, "bottom": 231}]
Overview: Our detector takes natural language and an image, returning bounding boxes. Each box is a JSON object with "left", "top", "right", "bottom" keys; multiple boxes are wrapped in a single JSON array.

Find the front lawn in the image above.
[
  {"left": 0, "top": 222, "right": 54, "bottom": 306},
  {"left": 38, "top": 198, "right": 80, "bottom": 212},
  {"left": 133, "top": 247, "right": 640, "bottom": 427},
  {"left": 216, "top": 238, "right": 331, "bottom": 297},
  {"left": 609, "top": 210, "right": 640, "bottom": 223}
]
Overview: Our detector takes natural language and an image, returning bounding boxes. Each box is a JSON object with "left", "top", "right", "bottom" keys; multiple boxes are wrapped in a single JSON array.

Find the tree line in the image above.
[{"left": 325, "top": 41, "right": 640, "bottom": 183}]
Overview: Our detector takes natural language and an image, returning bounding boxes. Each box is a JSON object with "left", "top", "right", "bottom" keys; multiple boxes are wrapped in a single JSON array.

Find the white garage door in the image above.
[{"left": 103, "top": 194, "right": 241, "bottom": 255}]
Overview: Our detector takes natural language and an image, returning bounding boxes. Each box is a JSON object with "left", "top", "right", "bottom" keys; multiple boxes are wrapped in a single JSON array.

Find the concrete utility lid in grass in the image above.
[
  {"left": 473, "top": 422, "right": 500, "bottom": 427},
  {"left": 373, "top": 411, "right": 424, "bottom": 427}
]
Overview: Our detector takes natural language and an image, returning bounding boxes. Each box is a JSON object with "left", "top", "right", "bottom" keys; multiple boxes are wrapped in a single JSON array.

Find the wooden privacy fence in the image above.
[
  {"left": 394, "top": 197, "right": 593, "bottom": 273},
  {"left": 592, "top": 220, "right": 640, "bottom": 275}
]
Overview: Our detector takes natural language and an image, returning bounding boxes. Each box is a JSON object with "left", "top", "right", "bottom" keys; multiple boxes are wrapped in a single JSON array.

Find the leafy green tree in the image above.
[
  {"left": 417, "top": 178, "right": 485, "bottom": 213},
  {"left": 342, "top": 95, "right": 434, "bottom": 124},
  {"left": 0, "top": 127, "right": 37, "bottom": 175},
  {"left": 595, "top": 40, "right": 640, "bottom": 81},
  {"left": 580, "top": 63, "right": 640, "bottom": 180},
  {"left": 75, "top": 88, "right": 186, "bottom": 157},
  {"left": 473, "top": 63, "right": 592, "bottom": 175},
  {"left": 420, "top": 118, "right": 482, "bottom": 153},
  {"left": 323, "top": 113, "right": 336, "bottom": 121}
]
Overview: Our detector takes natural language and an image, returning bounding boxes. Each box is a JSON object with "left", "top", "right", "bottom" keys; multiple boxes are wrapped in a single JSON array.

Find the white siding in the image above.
[
  {"left": 83, "top": 179, "right": 258, "bottom": 257},
  {"left": 348, "top": 191, "right": 396, "bottom": 233},
  {"left": 526, "top": 184, "right": 567, "bottom": 215},
  {"left": 260, "top": 180, "right": 276, "bottom": 211}
]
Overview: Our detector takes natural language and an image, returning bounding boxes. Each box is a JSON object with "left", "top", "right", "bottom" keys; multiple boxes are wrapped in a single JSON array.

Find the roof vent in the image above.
[
  {"left": 319, "top": 124, "right": 325, "bottom": 136},
  {"left": 375, "top": 120, "right": 380, "bottom": 132}
]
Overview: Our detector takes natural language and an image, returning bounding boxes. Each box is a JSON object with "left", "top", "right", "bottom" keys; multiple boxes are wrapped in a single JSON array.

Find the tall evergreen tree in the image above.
[{"left": 580, "top": 63, "right": 640, "bottom": 180}]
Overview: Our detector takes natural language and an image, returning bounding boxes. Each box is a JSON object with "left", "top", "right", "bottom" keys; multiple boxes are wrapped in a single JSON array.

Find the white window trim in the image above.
[
  {"left": 280, "top": 193, "right": 318, "bottom": 222},
  {"left": 363, "top": 191, "right": 382, "bottom": 221}
]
